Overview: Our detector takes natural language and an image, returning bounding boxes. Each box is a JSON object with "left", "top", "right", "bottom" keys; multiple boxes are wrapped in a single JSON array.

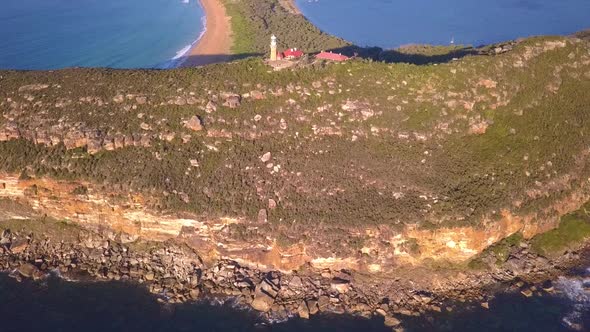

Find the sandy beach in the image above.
[{"left": 180, "top": 0, "right": 232, "bottom": 67}]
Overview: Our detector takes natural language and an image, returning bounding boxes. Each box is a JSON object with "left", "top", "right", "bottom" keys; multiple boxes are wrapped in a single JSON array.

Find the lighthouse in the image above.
[{"left": 270, "top": 35, "right": 277, "bottom": 61}]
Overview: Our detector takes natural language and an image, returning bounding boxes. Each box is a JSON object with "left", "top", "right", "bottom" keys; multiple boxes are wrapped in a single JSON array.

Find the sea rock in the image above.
[
  {"left": 189, "top": 288, "right": 200, "bottom": 299},
  {"left": 318, "top": 296, "right": 331, "bottom": 311},
  {"left": 251, "top": 290, "right": 275, "bottom": 312},
  {"left": 520, "top": 288, "right": 533, "bottom": 297},
  {"left": 307, "top": 299, "right": 319, "bottom": 315},
  {"left": 383, "top": 315, "right": 401, "bottom": 327},
  {"left": 145, "top": 271, "right": 155, "bottom": 281},
  {"left": 297, "top": 301, "right": 310, "bottom": 319},
  {"left": 250, "top": 277, "right": 280, "bottom": 312},
  {"left": 17, "top": 263, "right": 38, "bottom": 278}
]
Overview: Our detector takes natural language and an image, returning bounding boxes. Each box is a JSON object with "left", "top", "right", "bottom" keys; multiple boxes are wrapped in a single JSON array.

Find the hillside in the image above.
[
  {"left": 223, "top": 0, "right": 350, "bottom": 55},
  {"left": 1, "top": 34, "right": 590, "bottom": 272}
]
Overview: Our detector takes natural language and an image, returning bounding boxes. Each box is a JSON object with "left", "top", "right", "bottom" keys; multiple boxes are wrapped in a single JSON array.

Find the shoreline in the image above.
[
  {"left": 2, "top": 215, "right": 590, "bottom": 328},
  {"left": 279, "top": 0, "right": 302, "bottom": 15},
  {"left": 179, "top": 0, "right": 232, "bottom": 67}
]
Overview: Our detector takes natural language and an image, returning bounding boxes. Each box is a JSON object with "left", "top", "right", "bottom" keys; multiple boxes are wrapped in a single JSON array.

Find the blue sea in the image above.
[
  {"left": 295, "top": 0, "right": 590, "bottom": 48},
  {"left": 0, "top": 0, "right": 204, "bottom": 70}
]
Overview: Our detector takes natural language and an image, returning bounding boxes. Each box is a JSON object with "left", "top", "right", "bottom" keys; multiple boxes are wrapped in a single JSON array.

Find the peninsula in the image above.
[{"left": 1, "top": 0, "right": 590, "bottom": 330}]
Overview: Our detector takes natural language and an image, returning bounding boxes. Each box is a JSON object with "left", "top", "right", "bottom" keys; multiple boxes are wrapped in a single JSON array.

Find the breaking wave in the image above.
[
  {"left": 156, "top": 12, "right": 207, "bottom": 69},
  {"left": 555, "top": 267, "right": 590, "bottom": 331}
]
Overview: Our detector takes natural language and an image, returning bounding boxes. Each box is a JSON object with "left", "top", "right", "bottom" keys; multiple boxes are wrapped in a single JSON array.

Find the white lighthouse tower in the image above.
[{"left": 270, "top": 34, "right": 278, "bottom": 61}]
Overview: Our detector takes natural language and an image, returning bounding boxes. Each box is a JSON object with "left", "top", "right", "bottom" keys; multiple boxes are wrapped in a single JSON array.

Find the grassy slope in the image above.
[{"left": 0, "top": 37, "right": 589, "bottom": 240}]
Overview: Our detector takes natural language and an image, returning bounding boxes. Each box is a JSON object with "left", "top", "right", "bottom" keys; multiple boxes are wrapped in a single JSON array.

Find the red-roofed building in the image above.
[
  {"left": 282, "top": 48, "right": 304, "bottom": 59},
  {"left": 316, "top": 51, "right": 350, "bottom": 62}
]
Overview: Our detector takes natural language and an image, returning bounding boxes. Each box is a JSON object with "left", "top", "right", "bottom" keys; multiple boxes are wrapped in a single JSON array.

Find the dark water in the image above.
[{"left": 1, "top": 272, "right": 589, "bottom": 332}]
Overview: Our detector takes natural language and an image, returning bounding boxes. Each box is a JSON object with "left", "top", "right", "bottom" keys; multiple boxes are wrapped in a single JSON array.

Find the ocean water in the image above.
[
  {"left": 0, "top": 270, "right": 588, "bottom": 332},
  {"left": 0, "top": 0, "right": 204, "bottom": 70},
  {"left": 295, "top": 0, "right": 590, "bottom": 48}
]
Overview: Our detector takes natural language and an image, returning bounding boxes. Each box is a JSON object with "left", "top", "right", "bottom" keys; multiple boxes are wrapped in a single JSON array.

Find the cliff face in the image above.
[
  {"left": 2, "top": 171, "right": 588, "bottom": 274},
  {"left": 1, "top": 35, "right": 590, "bottom": 274}
]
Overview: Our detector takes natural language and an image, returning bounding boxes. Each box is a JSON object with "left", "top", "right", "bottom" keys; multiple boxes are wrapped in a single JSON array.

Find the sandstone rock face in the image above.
[{"left": 184, "top": 116, "right": 203, "bottom": 131}]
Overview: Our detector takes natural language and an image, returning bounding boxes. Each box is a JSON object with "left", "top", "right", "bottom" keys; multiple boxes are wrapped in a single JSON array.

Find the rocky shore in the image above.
[{"left": 0, "top": 220, "right": 586, "bottom": 330}]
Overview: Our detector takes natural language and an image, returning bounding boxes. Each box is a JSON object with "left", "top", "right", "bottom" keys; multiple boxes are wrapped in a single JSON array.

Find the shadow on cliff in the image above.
[
  {"left": 175, "top": 45, "right": 478, "bottom": 68},
  {"left": 178, "top": 53, "right": 262, "bottom": 68},
  {"left": 324, "top": 45, "right": 479, "bottom": 65}
]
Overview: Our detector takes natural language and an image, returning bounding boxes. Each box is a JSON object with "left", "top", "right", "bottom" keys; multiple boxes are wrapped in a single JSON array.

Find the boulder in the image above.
[
  {"left": 520, "top": 288, "right": 533, "bottom": 297},
  {"left": 205, "top": 100, "right": 217, "bottom": 113},
  {"left": 250, "top": 90, "right": 264, "bottom": 100},
  {"left": 307, "top": 299, "right": 319, "bottom": 315},
  {"left": 145, "top": 271, "right": 155, "bottom": 281},
  {"left": 260, "top": 152, "right": 272, "bottom": 163},
  {"left": 10, "top": 239, "right": 28, "bottom": 254},
  {"left": 383, "top": 315, "right": 401, "bottom": 327},
  {"left": 222, "top": 95, "right": 241, "bottom": 108},
  {"left": 288, "top": 276, "right": 303, "bottom": 288},
  {"left": 318, "top": 295, "right": 330, "bottom": 311},
  {"left": 251, "top": 279, "right": 279, "bottom": 312},
  {"left": 113, "top": 94, "right": 124, "bottom": 103},
  {"left": 330, "top": 279, "right": 350, "bottom": 294},
  {"left": 189, "top": 288, "right": 200, "bottom": 300},
  {"left": 17, "top": 263, "right": 38, "bottom": 278},
  {"left": 297, "top": 301, "right": 310, "bottom": 319},
  {"left": 251, "top": 291, "right": 275, "bottom": 312},
  {"left": 184, "top": 116, "right": 203, "bottom": 131}
]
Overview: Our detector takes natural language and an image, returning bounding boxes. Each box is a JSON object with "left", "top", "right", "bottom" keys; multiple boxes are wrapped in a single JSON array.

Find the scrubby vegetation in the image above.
[
  {"left": 468, "top": 232, "right": 524, "bottom": 269},
  {"left": 531, "top": 202, "right": 590, "bottom": 256},
  {"left": 1, "top": 35, "right": 590, "bottom": 238},
  {"left": 223, "top": 0, "right": 350, "bottom": 55}
]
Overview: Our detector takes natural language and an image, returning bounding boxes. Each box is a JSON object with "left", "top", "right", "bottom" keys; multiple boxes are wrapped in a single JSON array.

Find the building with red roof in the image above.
[
  {"left": 282, "top": 48, "right": 304, "bottom": 59},
  {"left": 316, "top": 51, "right": 350, "bottom": 62}
]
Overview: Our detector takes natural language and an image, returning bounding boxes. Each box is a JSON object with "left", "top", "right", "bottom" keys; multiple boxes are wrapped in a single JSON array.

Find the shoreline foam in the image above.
[{"left": 179, "top": 0, "right": 232, "bottom": 67}]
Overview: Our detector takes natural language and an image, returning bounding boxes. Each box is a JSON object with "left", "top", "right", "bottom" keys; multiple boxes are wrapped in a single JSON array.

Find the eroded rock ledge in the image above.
[
  {"left": 0, "top": 218, "right": 585, "bottom": 329},
  {"left": 2, "top": 172, "right": 589, "bottom": 273}
]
